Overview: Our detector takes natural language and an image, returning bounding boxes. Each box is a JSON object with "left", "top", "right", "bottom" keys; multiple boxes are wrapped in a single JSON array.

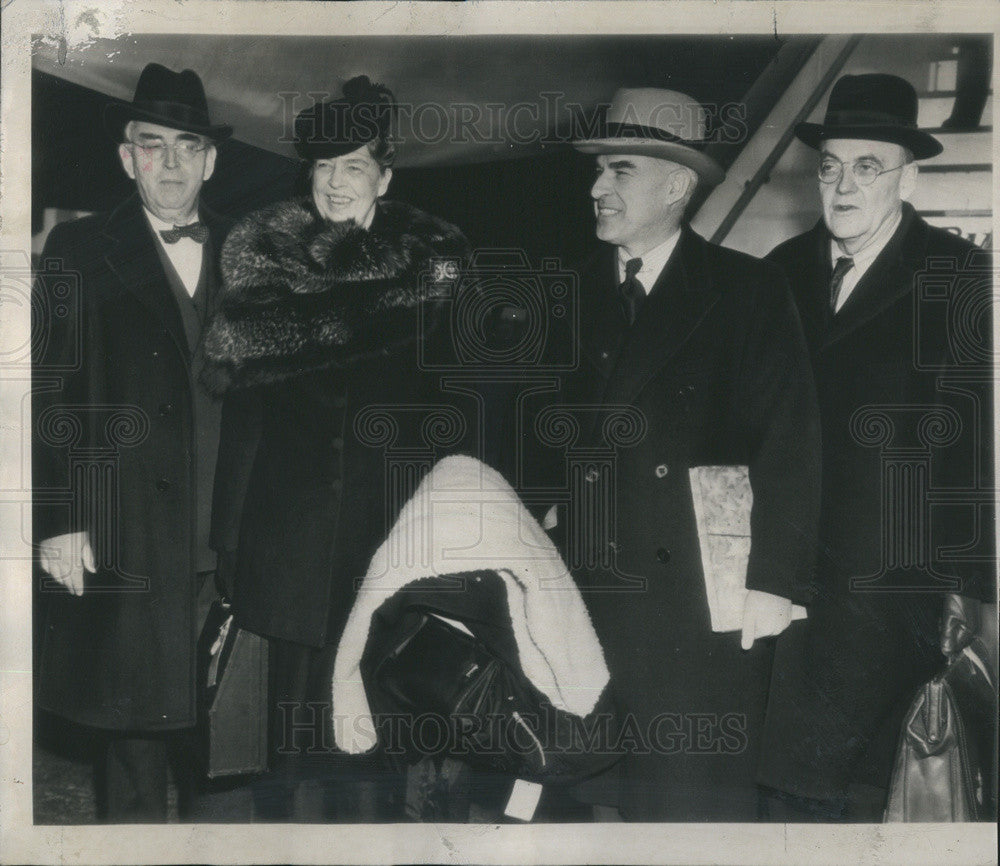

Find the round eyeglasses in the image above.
[
  {"left": 818, "top": 157, "right": 905, "bottom": 186},
  {"left": 125, "top": 139, "right": 210, "bottom": 162}
]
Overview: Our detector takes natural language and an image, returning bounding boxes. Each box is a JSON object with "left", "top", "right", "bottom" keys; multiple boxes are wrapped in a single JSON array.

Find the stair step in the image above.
[
  {"left": 918, "top": 209, "right": 992, "bottom": 218},
  {"left": 920, "top": 214, "right": 992, "bottom": 247},
  {"left": 922, "top": 127, "right": 992, "bottom": 135},
  {"left": 911, "top": 171, "right": 993, "bottom": 213},
  {"left": 919, "top": 163, "right": 992, "bottom": 173},
  {"left": 918, "top": 93, "right": 992, "bottom": 127},
  {"left": 921, "top": 129, "right": 992, "bottom": 166},
  {"left": 917, "top": 90, "right": 994, "bottom": 98}
]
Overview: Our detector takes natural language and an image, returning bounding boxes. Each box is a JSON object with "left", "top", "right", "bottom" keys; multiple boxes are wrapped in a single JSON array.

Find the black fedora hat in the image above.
[
  {"left": 796, "top": 73, "right": 942, "bottom": 160},
  {"left": 293, "top": 75, "right": 395, "bottom": 160},
  {"left": 105, "top": 63, "right": 233, "bottom": 142}
]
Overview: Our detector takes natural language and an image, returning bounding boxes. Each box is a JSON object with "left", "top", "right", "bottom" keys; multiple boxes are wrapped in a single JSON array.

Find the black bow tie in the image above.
[{"left": 160, "top": 222, "right": 209, "bottom": 244}]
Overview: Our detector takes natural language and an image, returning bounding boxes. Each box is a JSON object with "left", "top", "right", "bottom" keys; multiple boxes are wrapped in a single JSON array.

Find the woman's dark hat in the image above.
[
  {"left": 795, "top": 73, "right": 942, "bottom": 159},
  {"left": 294, "top": 76, "right": 396, "bottom": 160},
  {"left": 104, "top": 63, "right": 233, "bottom": 142}
]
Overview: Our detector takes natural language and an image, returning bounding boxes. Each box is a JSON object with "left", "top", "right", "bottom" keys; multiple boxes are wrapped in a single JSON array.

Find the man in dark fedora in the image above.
[
  {"left": 757, "top": 73, "right": 995, "bottom": 820},
  {"left": 541, "top": 87, "right": 821, "bottom": 820},
  {"left": 33, "top": 63, "right": 234, "bottom": 820}
]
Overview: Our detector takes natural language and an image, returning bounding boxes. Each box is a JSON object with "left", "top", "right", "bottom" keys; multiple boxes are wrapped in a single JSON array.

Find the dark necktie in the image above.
[
  {"left": 829, "top": 255, "right": 855, "bottom": 312},
  {"left": 160, "top": 222, "right": 209, "bottom": 244},
  {"left": 619, "top": 257, "right": 645, "bottom": 326}
]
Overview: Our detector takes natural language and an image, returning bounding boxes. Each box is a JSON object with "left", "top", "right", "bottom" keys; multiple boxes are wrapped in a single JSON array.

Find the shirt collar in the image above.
[
  {"left": 143, "top": 207, "right": 201, "bottom": 233},
  {"left": 830, "top": 206, "right": 903, "bottom": 271},
  {"left": 618, "top": 229, "right": 682, "bottom": 287}
]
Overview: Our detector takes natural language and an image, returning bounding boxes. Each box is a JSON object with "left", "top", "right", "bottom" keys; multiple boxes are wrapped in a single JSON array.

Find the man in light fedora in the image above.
[
  {"left": 550, "top": 87, "right": 821, "bottom": 820},
  {"left": 757, "top": 73, "right": 995, "bottom": 821},
  {"left": 33, "top": 62, "right": 234, "bottom": 820}
]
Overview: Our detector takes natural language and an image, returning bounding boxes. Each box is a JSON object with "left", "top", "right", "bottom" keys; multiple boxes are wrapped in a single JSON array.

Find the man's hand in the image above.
[
  {"left": 741, "top": 589, "right": 793, "bottom": 650},
  {"left": 38, "top": 531, "right": 96, "bottom": 597}
]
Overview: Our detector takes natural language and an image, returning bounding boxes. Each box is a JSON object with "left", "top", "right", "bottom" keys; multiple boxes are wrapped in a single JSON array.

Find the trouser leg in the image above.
[{"left": 104, "top": 735, "right": 169, "bottom": 822}]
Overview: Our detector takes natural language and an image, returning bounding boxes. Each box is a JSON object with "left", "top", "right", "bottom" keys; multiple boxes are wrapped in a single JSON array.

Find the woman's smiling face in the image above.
[{"left": 311, "top": 144, "right": 392, "bottom": 226}]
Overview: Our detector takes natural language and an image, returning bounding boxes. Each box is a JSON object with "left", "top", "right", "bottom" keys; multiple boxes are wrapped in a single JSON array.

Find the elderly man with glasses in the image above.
[
  {"left": 757, "top": 73, "right": 995, "bottom": 821},
  {"left": 33, "top": 63, "right": 233, "bottom": 821}
]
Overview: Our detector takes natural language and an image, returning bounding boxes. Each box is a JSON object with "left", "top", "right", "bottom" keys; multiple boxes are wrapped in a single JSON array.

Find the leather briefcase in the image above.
[
  {"left": 197, "top": 598, "right": 269, "bottom": 779},
  {"left": 884, "top": 643, "right": 996, "bottom": 821}
]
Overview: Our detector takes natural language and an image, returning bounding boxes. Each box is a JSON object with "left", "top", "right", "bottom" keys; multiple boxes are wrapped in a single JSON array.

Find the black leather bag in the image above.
[
  {"left": 196, "top": 598, "right": 269, "bottom": 779},
  {"left": 370, "top": 607, "right": 618, "bottom": 786},
  {"left": 884, "top": 643, "right": 997, "bottom": 821}
]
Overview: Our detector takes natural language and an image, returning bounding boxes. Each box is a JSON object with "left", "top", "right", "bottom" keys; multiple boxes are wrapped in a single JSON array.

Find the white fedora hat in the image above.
[{"left": 573, "top": 87, "right": 725, "bottom": 186}]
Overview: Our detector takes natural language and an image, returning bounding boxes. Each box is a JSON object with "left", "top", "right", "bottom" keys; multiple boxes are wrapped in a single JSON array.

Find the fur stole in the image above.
[{"left": 201, "top": 198, "right": 469, "bottom": 393}]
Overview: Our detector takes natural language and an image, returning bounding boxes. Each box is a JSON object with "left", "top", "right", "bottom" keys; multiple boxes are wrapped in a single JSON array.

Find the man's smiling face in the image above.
[{"left": 590, "top": 153, "right": 687, "bottom": 257}]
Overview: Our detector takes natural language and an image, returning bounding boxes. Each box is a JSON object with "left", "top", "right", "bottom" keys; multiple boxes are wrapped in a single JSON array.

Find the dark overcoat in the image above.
[
  {"left": 758, "top": 204, "right": 995, "bottom": 803},
  {"left": 528, "top": 226, "right": 821, "bottom": 820},
  {"left": 203, "top": 198, "right": 475, "bottom": 649},
  {"left": 33, "top": 195, "right": 231, "bottom": 731}
]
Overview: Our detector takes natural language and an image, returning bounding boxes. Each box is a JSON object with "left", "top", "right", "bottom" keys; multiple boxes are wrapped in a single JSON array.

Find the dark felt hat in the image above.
[
  {"left": 796, "top": 73, "right": 942, "bottom": 159},
  {"left": 293, "top": 76, "right": 395, "bottom": 160},
  {"left": 104, "top": 63, "right": 233, "bottom": 142}
]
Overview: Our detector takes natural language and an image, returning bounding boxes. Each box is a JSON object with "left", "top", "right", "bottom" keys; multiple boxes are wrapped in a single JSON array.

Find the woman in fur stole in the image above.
[{"left": 201, "top": 76, "right": 473, "bottom": 821}]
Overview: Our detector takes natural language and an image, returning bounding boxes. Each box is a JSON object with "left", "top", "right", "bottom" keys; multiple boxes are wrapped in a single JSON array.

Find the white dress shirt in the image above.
[
  {"left": 617, "top": 230, "right": 682, "bottom": 295},
  {"left": 144, "top": 208, "right": 205, "bottom": 298},
  {"left": 830, "top": 207, "right": 902, "bottom": 313}
]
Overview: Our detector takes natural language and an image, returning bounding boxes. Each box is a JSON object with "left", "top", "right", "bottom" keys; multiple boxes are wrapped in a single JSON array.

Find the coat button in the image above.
[
  {"left": 158, "top": 403, "right": 174, "bottom": 416},
  {"left": 678, "top": 384, "right": 695, "bottom": 399},
  {"left": 156, "top": 478, "right": 171, "bottom": 492},
  {"left": 656, "top": 547, "right": 671, "bottom": 564},
  {"left": 585, "top": 467, "right": 601, "bottom": 483},
  {"left": 600, "top": 350, "right": 610, "bottom": 360},
  {"left": 331, "top": 437, "right": 344, "bottom": 450},
  {"left": 654, "top": 463, "right": 669, "bottom": 479}
]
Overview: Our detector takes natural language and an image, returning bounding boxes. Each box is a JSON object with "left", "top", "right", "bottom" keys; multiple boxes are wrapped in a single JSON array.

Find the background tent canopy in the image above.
[{"left": 32, "top": 34, "right": 780, "bottom": 167}]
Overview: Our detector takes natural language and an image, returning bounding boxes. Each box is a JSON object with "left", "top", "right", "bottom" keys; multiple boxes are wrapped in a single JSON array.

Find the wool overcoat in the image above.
[
  {"left": 758, "top": 204, "right": 995, "bottom": 802},
  {"left": 526, "top": 225, "right": 821, "bottom": 821},
  {"left": 33, "top": 194, "right": 231, "bottom": 731}
]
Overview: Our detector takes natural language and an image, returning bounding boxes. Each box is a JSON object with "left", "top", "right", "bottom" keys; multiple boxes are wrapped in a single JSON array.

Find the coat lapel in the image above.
[
  {"left": 791, "top": 221, "right": 834, "bottom": 350},
  {"left": 600, "top": 227, "right": 722, "bottom": 408},
  {"left": 102, "top": 195, "right": 193, "bottom": 363},
  {"left": 822, "top": 205, "right": 923, "bottom": 351},
  {"left": 578, "top": 248, "right": 625, "bottom": 374}
]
